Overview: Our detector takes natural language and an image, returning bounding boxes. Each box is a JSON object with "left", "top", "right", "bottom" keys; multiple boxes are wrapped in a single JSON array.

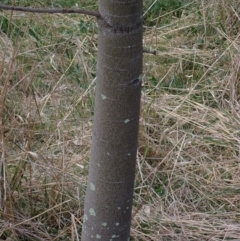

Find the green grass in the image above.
[{"left": 0, "top": 0, "right": 240, "bottom": 240}]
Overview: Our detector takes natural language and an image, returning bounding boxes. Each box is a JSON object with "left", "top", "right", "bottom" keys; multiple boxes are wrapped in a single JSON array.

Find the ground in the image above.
[{"left": 0, "top": 0, "right": 240, "bottom": 240}]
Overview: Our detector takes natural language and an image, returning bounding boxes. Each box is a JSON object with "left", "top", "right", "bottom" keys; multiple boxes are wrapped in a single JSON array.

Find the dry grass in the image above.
[{"left": 0, "top": 0, "right": 240, "bottom": 240}]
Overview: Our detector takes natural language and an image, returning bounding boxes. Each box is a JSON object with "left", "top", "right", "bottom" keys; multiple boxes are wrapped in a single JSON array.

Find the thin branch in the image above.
[
  {"left": 0, "top": 4, "right": 101, "bottom": 18},
  {"left": 143, "top": 49, "right": 157, "bottom": 55}
]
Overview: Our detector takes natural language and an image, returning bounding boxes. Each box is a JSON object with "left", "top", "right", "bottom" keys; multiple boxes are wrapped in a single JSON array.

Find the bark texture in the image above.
[{"left": 81, "top": 0, "right": 143, "bottom": 240}]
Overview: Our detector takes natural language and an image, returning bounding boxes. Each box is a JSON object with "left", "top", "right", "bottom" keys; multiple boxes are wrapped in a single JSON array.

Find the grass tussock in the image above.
[{"left": 0, "top": 0, "right": 240, "bottom": 240}]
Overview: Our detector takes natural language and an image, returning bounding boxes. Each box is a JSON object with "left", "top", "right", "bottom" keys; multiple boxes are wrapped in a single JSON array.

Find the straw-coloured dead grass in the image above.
[{"left": 0, "top": 0, "right": 240, "bottom": 240}]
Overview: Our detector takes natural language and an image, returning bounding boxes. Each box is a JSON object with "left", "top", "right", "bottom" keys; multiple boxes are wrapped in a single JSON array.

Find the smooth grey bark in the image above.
[{"left": 81, "top": 0, "right": 143, "bottom": 240}]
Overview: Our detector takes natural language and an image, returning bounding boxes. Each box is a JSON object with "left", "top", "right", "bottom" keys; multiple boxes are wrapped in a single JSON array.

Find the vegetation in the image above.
[{"left": 0, "top": 0, "right": 240, "bottom": 240}]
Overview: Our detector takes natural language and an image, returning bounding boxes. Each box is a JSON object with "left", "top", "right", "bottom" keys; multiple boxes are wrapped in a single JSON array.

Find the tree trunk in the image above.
[{"left": 81, "top": 1, "right": 143, "bottom": 240}]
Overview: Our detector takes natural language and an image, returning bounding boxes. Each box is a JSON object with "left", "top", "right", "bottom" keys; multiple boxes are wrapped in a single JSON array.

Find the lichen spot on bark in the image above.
[
  {"left": 83, "top": 214, "right": 88, "bottom": 222},
  {"left": 90, "top": 183, "right": 95, "bottom": 191},
  {"left": 101, "top": 94, "right": 107, "bottom": 100},
  {"left": 111, "top": 235, "right": 120, "bottom": 238},
  {"left": 101, "top": 222, "right": 107, "bottom": 226},
  {"left": 96, "top": 234, "right": 101, "bottom": 239},
  {"left": 89, "top": 208, "right": 96, "bottom": 216},
  {"left": 124, "top": 119, "right": 130, "bottom": 124}
]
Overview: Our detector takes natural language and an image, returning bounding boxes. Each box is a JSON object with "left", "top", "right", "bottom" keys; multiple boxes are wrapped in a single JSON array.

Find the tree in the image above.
[
  {"left": 81, "top": 1, "right": 143, "bottom": 240},
  {"left": 0, "top": 1, "right": 143, "bottom": 240}
]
